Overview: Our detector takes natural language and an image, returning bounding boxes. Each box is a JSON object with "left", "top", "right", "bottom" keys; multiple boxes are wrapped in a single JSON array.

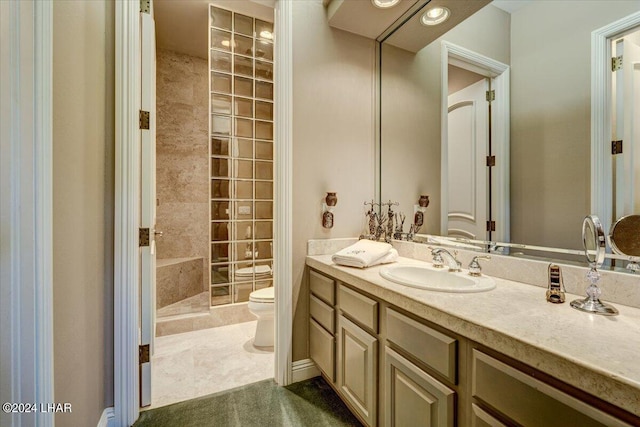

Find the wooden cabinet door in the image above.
[
  {"left": 337, "top": 314, "right": 378, "bottom": 427},
  {"left": 309, "top": 318, "right": 335, "bottom": 381},
  {"left": 384, "top": 347, "right": 455, "bottom": 427}
]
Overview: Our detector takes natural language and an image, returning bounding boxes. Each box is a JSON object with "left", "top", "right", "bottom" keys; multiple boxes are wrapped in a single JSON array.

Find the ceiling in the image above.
[
  {"left": 491, "top": 0, "right": 533, "bottom": 14},
  {"left": 155, "top": 0, "right": 274, "bottom": 59},
  {"left": 327, "top": 0, "right": 423, "bottom": 40},
  {"left": 384, "top": 0, "right": 492, "bottom": 52}
]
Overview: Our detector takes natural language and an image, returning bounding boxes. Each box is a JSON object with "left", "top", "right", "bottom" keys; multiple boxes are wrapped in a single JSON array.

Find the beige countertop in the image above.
[{"left": 306, "top": 254, "right": 640, "bottom": 417}]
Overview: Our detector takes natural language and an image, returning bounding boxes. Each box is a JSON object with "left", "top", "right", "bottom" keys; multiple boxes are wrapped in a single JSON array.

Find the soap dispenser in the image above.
[{"left": 546, "top": 264, "right": 566, "bottom": 303}]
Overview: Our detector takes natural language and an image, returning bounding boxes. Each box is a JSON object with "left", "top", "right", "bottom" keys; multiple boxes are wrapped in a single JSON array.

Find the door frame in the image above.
[
  {"left": 0, "top": 2, "right": 54, "bottom": 426},
  {"left": 591, "top": 11, "right": 640, "bottom": 232},
  {"left": 440, "top": 41, "right": 510, "bottom": 243},
  {"left": 114, "top": 1, "right": 294, "bottom": 425}
]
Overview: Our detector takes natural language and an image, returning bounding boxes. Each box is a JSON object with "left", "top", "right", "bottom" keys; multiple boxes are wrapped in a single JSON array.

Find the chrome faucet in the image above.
[{"left": 430, "top": 247, "right": 461, "bottom": 272}]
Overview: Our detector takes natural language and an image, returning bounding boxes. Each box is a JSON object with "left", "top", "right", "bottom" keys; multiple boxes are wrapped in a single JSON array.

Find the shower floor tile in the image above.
[
  {"left": 157, "top": 291, "right": 209, "bottom": 318},
  {"left": 149, "top": 320, "right": 273, "bottom": 409}
]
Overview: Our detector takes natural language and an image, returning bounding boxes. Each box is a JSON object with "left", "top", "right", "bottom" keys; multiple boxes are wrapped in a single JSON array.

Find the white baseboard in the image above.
[
  {"left": 98, "top": 407, "right": 115, "bottom": 427},
  {"left": 291, "top": 358, "right": 320, "bottom": 383}
]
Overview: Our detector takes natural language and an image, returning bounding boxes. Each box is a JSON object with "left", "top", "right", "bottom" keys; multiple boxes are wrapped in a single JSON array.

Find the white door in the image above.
[
  {"left": 139, "top": 1, "right": 156, "bottom": 408},
  {"left": 446, "top": 79, "right": 489, "bottom": 240},
  {"left": 614, "top": 36, "right": 640, "bottom": 217}
]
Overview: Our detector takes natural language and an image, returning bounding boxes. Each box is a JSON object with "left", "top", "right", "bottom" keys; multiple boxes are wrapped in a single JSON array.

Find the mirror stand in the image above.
[
  {"left": 570, "top": 215, "right": 618, "bottom": 316},
  {"left": 570, "top": 268, "right": 619, "bottom": 316}
]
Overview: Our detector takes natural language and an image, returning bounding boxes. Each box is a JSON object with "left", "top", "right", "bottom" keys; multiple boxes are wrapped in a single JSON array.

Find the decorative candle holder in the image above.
[
  {"left": 413, "top": 195, "right": 429, "bottom": 232},
  {"left": 322, "top": 192, "right": 337, "bottom": 228}
]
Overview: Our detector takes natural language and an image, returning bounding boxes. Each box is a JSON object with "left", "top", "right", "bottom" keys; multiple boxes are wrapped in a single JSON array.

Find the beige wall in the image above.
[
  {"left": 510, "top": 0, "right": 640, "bottom": 249},
  {"left": 291, "top": 0, "right": 376, "bottom": 361},
  {"left": 155, "top": 49, "right": 209, "bottom": 270},
  {"left": 381, "top": 5, "right": 510, "bottom": 236},
  {"left": 52, "top": 1, "right": 114, "bottom": 426}
]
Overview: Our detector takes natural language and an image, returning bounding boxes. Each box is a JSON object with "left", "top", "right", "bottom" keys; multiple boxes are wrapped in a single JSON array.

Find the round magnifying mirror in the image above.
[
  {"left": 582, "top": 215, "right": 605, "bottom": 268},
  {"left": 609, "top": 214, "right": 640, "bottom": 274},
  {"left": 609, "top": 214, "right": 640, "bottom": 257},
  {"left": 571, "top": 214, "right": 618, "bottom": 315}
]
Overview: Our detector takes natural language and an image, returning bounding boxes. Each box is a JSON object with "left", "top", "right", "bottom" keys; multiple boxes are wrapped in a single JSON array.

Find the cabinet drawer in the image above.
[
  {"left": 472, "top": 350, "right": 631, "bottom": 427},
  {"left": 338, "top": 284, "right": 378, "bottom": 333},
  {"left": 310, "top": 294, "right": 335, "bottom": 333},
  {"left": 386, "top": 308, "right": 457, "bottom": 383},
  {"left": 310, "top": 270, "right": 335, "bottom": 305},
  {"left": 310, "top": 318, "right": 335, "bottom": 381}
]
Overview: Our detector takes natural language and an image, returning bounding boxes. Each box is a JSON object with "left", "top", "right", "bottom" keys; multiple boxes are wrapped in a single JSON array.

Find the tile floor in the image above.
[{"left": 149, "top": 320, "right": 274, "bottom": 409}]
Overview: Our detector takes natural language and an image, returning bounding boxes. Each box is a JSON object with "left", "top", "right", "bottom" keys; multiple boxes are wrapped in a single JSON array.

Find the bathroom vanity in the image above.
[{"left": 306, "top": 252, "right": 640, "bottom": 427}]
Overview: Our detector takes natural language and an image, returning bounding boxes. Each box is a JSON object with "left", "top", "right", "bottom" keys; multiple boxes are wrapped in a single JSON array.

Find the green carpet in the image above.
[{"left": 134, "top": 377, "right": 363, "bottom": 427}]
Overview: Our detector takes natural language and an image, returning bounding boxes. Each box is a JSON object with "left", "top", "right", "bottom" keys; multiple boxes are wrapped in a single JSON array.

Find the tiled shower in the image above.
[
  {"left": 154, "top": 5, "right": 274, "bottom": 336},
  {"left": 209, "top": 6, "right": 274, "bottom": 306}
]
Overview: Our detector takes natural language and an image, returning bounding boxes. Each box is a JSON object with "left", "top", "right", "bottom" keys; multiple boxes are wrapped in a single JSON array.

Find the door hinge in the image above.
[
  {"left": 486, "top": 90, "right": 495, "bottom": 102},
  {"left": 139, "top": 344, "right": 150, "bottom": 364},
  {"left": 612, "top": 140, "right": 623, "bottom": 155},
  {"left": 139, "top": 228, "right": 150, "bottom": 246},
  {"left": 140, "top": 0, "right": 150, "bottom": 14},
  {"left": 486, "top": 155, "right": 496, "bottom": 167},
  {"left": 486, "top": 221, "right": 496, "bottom": 232},
  {"left": 612, "top": 56, "right": 623, "bottom": 72},
  {"left": 139, "top": 110, "right": 150, "bottom": 130}
]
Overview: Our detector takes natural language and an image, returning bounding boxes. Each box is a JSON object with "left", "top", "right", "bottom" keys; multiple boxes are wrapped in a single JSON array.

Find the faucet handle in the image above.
[
  {"left": 468, "top": 255, "right": 491, "bottom": 277},
  {"left": 428, "top": 246, "right": 445, "bottom": 268}
]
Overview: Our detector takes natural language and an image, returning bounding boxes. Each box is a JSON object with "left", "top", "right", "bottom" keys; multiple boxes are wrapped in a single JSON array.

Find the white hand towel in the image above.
[
  {"left": 331, "top": 240, "right": 393, "bottom": 268},
  {"left": 372, "top": 248, "right": 398, "bottom": 267}
]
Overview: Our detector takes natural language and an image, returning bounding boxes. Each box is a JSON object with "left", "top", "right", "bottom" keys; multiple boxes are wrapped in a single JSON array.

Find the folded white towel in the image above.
[
  {"left": 374, "top": 248, "right": 398, "bottom": 266},
  {"left": 331, "top": 240, "right": 397, "bottom": 268}
]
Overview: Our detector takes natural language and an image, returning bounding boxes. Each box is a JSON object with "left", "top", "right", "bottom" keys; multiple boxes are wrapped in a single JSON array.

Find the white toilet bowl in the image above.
[{"left": 248, "top": 286, "right": 274, "bottom": 347}]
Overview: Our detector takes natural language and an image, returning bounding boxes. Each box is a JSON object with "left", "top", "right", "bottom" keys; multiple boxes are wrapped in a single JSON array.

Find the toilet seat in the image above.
[{"left": 249, "top": 286, "right": 274, "bottom": 303}]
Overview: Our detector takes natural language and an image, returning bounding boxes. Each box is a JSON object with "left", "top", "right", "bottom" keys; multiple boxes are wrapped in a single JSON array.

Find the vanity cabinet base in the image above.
[{"left": 384, "top": 346, "right": 455, "bottom": 427}]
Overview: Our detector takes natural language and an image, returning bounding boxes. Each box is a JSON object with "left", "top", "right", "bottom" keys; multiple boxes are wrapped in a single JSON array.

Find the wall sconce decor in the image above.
[
  {"left": 322, "top": 192, "right": 337, "bottom": 228},
  {"left": 413, "top": 195, "right": 429, "bottom": 233}
]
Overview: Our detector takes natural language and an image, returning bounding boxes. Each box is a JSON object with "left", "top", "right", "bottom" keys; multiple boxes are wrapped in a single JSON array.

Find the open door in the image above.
[
  {"left": 614, "top": 36, "right": 640, "bottom": 217},
  {"left": 139, "top": 0, "right": 156, "bottom": 408},
  {"left": 446, "top": 78, "right": 490, "bottom": 240}
]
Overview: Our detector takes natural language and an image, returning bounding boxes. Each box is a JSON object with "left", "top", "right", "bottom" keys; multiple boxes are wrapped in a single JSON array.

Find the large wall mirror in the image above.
[{"left": 379, "top": 0, "right": 640, "bottom": 263}]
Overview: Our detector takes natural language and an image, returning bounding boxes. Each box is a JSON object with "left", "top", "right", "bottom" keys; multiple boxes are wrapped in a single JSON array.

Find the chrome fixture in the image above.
[
  {"left": 468, "top": 255, "right": 490, "bottom": 276},
  {"left": 431, "top": 249, "right": 444, "bottom": 268},
  {"left": 430, "top": 247, "right": 461, "bottom": 272},
  {"left": 570, "top": 215, "right": 618, "bottom": 315}
]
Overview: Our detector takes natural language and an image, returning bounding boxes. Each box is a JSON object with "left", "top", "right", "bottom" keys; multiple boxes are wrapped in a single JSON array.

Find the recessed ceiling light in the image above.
[
  {"left": 420, "top": 6, "right": 451, "bottom": 26},
  {"left": 371, "top": 0, "right": 401, "bottom": 9}
]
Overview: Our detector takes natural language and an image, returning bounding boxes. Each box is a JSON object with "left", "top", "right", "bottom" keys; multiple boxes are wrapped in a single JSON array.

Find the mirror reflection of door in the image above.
[
  {"left": 139, "top": 1, "right": 157, "bottom": 408},
  {"left": 446, "top": 65, "right": 491, "bottom": 240},
  {"left": 612, "top": 29, "right": 640, "bottom": 220}
]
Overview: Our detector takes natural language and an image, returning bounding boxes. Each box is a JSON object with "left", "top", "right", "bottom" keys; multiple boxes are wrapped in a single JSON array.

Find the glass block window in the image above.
[{"left": 209, "top": 6, "right": 274, "bottom": 306}]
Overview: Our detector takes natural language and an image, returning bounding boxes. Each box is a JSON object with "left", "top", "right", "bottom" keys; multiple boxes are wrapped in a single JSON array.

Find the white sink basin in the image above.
[{"left": 379, "top": 265, "right": 496, "bottom": 293}]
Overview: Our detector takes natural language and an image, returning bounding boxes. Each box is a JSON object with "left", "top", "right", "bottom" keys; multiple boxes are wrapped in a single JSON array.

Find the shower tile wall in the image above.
[
  {"left": 210, "top": 6, "right": 274, "bottom": 306},
  {"left": 156, "top": 49, "right": 210, "bottom": 289}
]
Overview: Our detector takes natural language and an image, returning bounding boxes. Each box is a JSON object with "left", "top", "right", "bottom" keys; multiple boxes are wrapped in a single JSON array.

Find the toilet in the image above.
[{"left": 248, "top": 286, "right": 275, "bottom": 347}]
